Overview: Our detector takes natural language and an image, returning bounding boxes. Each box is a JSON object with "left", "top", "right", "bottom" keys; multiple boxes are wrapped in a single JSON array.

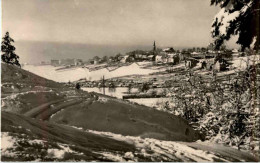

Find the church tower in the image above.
[{"left": 153, "top": 41, "right": 156, "bottom": 51}]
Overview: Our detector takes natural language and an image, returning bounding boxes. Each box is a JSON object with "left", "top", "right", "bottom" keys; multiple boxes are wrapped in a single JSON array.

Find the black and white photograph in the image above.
[{"left": 1, "top": 0, "right": 260, "bottom": 162}]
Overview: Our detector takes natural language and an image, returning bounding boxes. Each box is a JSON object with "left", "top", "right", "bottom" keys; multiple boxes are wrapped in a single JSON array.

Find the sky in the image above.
[{"left": 2, "top": 0, "right": 238, "bottom": 63}]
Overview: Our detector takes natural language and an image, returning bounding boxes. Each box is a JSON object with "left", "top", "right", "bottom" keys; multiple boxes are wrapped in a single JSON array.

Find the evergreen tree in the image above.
[
  {"left": 211, "top": 0, "right": 260, "bottom": 51},
  {"left": 1, "top": 32, "right": 21, "bottom": 67}
]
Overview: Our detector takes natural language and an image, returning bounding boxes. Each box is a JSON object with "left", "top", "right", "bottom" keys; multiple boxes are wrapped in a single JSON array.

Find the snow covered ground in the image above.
[
  {"left": 128, "top": 97, "right": 170, "bottom": 108},
  {"left": 1, "top": 131, "right": 84, "bottom": 161},
  {"left": 231, "top": 55, "right": 260, "bottom": 70},
  {"left": 23, "top": 63, "right": 160, "bottom": 82},
  {"left": 73, "top": 128, "right": 242, "bottom": 162}
]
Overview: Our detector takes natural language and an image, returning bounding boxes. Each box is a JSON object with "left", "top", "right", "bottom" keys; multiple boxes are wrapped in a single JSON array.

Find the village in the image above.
[
  {"left": 45, "top": 42, "right": 240, "bottom": 70},
  {"left": 40, "top": 41, "right": 246, "bottom": 92}
]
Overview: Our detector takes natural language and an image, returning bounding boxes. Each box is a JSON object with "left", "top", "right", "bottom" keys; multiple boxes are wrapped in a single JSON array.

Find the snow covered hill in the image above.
[
  {"left": 2, "top": 111, "right": 258, "bottom": 162},
  {"left": 23, "top": 63, "right": 160, "bottom": 82}
]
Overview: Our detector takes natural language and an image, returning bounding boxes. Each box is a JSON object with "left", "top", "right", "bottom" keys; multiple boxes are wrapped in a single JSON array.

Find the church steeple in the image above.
[{"left": 153, "top": 41, "right": 156, "bottom": 51}]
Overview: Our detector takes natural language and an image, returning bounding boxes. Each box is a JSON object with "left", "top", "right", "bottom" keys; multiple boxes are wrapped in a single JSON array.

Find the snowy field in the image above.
[
  {"left": 128, "top": 98, "right": 170, "bottom": 108},
  {"left": 23, "top": 63, "right": 160, "bottom": 82},
  {"left": 1, "top": 132, "right": 84, "bottom": 161},
  {"left": 70, "top": 127, "right": 252, "bottom": 162},
  {"left": 1, "top": 129, "right": 249, "bottom": 162}
]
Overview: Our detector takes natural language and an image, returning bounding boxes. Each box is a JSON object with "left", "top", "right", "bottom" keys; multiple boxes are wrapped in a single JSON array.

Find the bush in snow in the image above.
[{"left": 169, "top": 61, "right": 259, "bottom": 151}]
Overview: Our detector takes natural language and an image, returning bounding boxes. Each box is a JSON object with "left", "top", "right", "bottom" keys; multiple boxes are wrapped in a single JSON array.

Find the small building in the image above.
[
  {"left": 203, "top": 57, "right": 230, "bottom": 72},
  {"left": 162, "top": 55, "right": 167, "bottom": 63},
  {"left": 163, "top": 47, "right": 175, "bottom": 53},
  {"left": 179, "top": 52, "right": 191, "bottom": 61},
  {"left": 93, "top": 58, "right": 102, "bottom": 65},
  {"left": 185, "top": 58, "right": 199, "bottom": 69},
  {"left": 134, "top": 54, "right": 143, "bottom": 59},
  {"left": 108, "top": 57, "right": 115, "bottom": 63},
  {"left": 165, "top": 53, "right": 180, "bottom": 64},
  {"left": 205, "top": 59, "right": 215, "bottom": 70},
  {"left": 141, "top": 55, "right": 148, "bottom": 60},
  {"left": 155, "top": 55, "right": 163, "bottom": 63},
  {"left": 59, "top": 58, "right": 83, "bottom": 66},
  {"left": 166, "top": 53, "right": 175, "bottom": 63},
  {"left": 205, "top": 53, "right": 216, "bottom": 59},
  {"left": 120, "top": 55, "right": 129, "bottom": 63},
  {"left": 75, "top": 59, "right": 83, "bottom": 66},
  {"left": 134, "top": 53, "right": 149, "bottom": 61},
  {"left": 214, "top": 58, "right": 230, "bottom": 72},
  {"left": 51, "top": 59, "right": 60, "bottom": 66},
  {"left": 148, "top": 55, "right": 155, "bottom": 61},
  {"left": 40, "top": 61, "right": 50, "bottom": 65},
  {"left": 167, "top": 56, "right": 174, "bottom": 63},
  {"left": 191, "top": 52, "right": 199, "bottom": 55}
]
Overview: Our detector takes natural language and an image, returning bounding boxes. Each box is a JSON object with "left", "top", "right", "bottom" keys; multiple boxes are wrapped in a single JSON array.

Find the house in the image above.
[
  {"left": 134, "top": 54, "right": 143, "bottom": 59},
  {"left": 75, "top": 59, "right": 83, "bottom": 66},
  {"left": 205, "top": 53, "right": 216, "bottom": 59},
  {"left": 203, "top": 57, "right": 230, "bottom": 72},
  {"left": 148, "top": 55, "right": 155, "bottom": 61},
  {"left": 163, "top": 47, "right": 175, "bottom": 53},
  {"left": 120, "top": 55, "right": 134, "bottom": 63},
  {"left": 120, "top": 55, "right": 128, "bottom": 63},
  {"left": 167, "top": 56, "right": 174, "bottom": 63},
  {"left": 108, "top": 57, "right": 115, "bottom": 63},
  {"left": 128, "top": 55, "right": 135, "bottom": 62},
  {"left": 162, "top": 55, "right": 167, "bottom": 63},
  {"left": 214, "top": 58, "right": 230, "bottom": 72},
  {"left": 94, "top": 60, "right": 99, "bottom": 65},
  {"left": 204, "top": 59, "right": 215, "bottom": 70},
  {"left": 179, "top": 52, "right": 191, "bottom": 61},
  {"left": 185, "top": 58, "right": 199, "bottom": 69},
  {"left": 191, "top": 52, "right": 199, "bottom": 55},
  {"left": 155, "top": 55, "right": 163, "bottom": 63},
  {"left": 166, "top": 53, "right": 176, "bottom": 63},
  {"left": 60, "top": 59, "right": 72, "bottom": 65},
  {"left": 40, "top": 61, "right": 50, "bottom": 65},
  {"left": 51, "top": 59, "right": 60, "bottom": 66},
  {"left": 94, "top": 59, "right": 100, "bottom": 65},
  {"left": 59, "top": 58, "right": 84, "bottom": 66},
  {"left": 134, "top": 53, "right": 149, "bottom": 61},
  {"left": 141, "top": 55, "right": 148, "bottom": 60}
]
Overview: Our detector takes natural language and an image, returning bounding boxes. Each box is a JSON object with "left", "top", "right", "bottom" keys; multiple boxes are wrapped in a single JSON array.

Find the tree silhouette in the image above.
[
  {"left": 75, "top": 83, "right": 81, "bottom": 90},
  {"left": 1, "top": 32, "right": 21, "bottom": 67},
  {"left": 211, "top": 0, "right": 259, "bottom": 51}
]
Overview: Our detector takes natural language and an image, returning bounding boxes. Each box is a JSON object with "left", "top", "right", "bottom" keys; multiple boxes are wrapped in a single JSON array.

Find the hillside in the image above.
[
  {"left": 1, "top": 63, "right": 259, "bottom": 161},
  {"left": 2, "top": 111, "right": 258, "bottom": 162},
  {"left": 22, "top": 63, "right": 160, "bottom": 82},
  {"left": 2, "top": 63, "right": 61, "bottom": 88}
]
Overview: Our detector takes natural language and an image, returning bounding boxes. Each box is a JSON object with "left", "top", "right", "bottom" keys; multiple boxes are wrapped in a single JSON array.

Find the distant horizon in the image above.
[
  {"left": 2, "top": 0, "right": 241, "bottom": 64},
  {"left": 15, "top": 39, "right": 239, "bottom": 64}
]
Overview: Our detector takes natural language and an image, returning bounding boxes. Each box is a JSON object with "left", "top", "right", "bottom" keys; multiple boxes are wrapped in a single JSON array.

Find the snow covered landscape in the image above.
[
  {"left": 1, "top": 0, "right": 260, "bottom": 162},
  {"left": 23, "top": 63, "right": 161, "bottom": 82}
]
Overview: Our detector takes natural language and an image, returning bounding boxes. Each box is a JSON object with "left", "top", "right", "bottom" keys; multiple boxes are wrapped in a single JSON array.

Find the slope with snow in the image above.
[{"left": 23, "top": 63, "right": 160, "bottom": 82}]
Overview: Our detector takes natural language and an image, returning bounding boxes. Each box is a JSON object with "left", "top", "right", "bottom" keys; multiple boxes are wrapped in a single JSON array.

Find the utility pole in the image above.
[{"left": 102, "top": 75, "right": 105, "bottom": 95}]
